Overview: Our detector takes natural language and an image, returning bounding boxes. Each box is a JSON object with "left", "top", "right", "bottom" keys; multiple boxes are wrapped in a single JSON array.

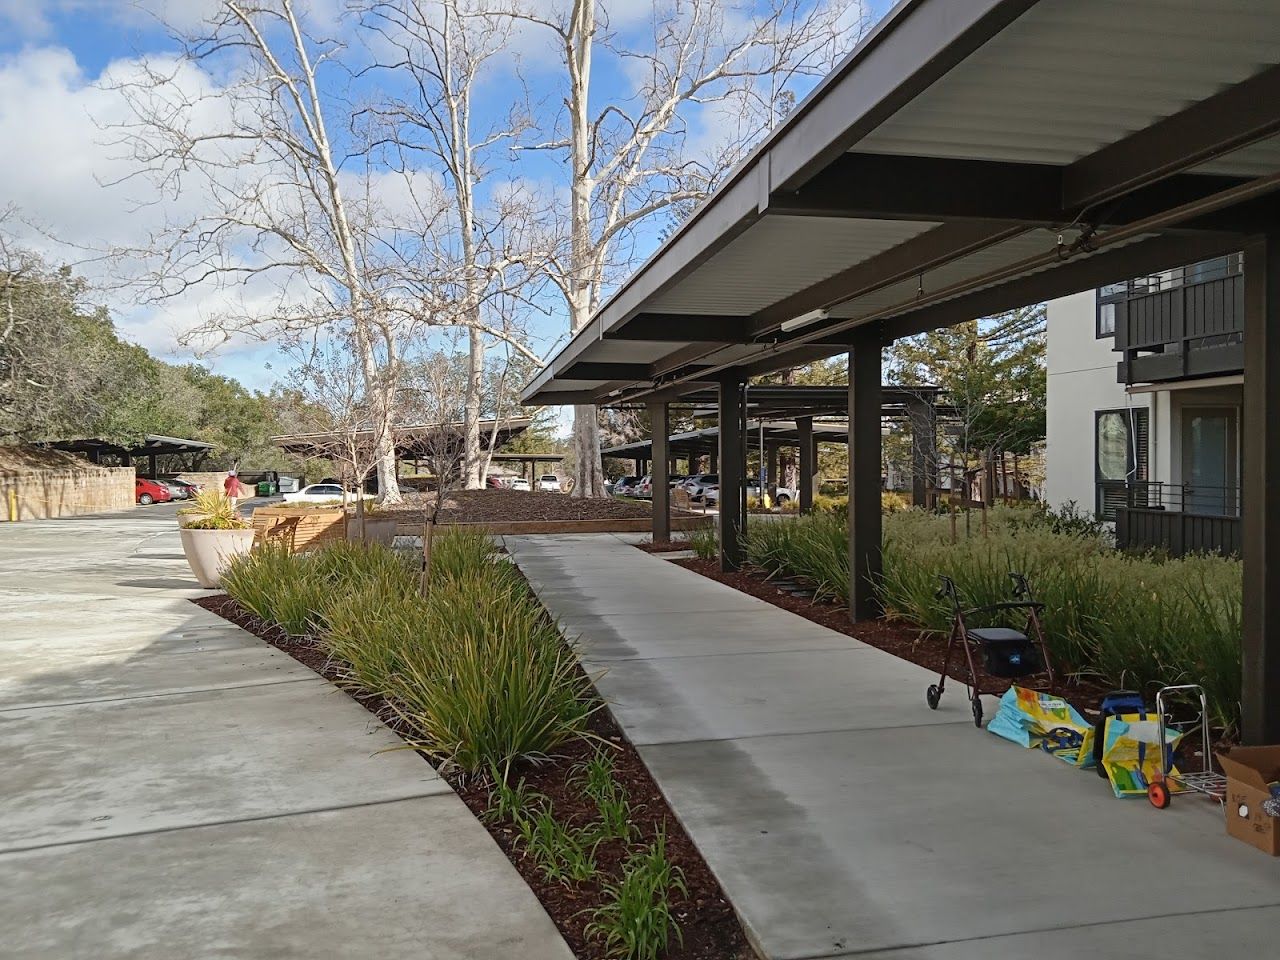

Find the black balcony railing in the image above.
[
  {"left": 1104, "top": 254, "right": 1245, "bottom": 384},
  {"left": 1102, "top": 481, "right": 1242, "bottom": 556}
]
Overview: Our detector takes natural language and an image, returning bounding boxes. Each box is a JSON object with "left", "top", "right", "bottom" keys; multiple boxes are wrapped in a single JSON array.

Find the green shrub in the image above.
[
  {"left": 517, "top": 806, "right": 599, "bottom": 884},
  {"left": 220, "top": 542, "right": 322, "bottom": 636},
  {"left": 222, "top": 540, "right": 418, "bottom": 639},
  {"left": 383, "top": 563, "right": 596, "bottom": 774},
  {"left": 427, "top": 527, "right": 500, "bottom": 584},
  {"left": 739, "top": 509, "right": 1243, "bottom": 734},
  {"left": 687, "top": 525, "right": 718, "bottom": 561},
  {"left": 744, "top": 509, "right": 849, "bottom": 602},
  {"left": 586, "top": 829, "right": 687, "bottom": 960}
]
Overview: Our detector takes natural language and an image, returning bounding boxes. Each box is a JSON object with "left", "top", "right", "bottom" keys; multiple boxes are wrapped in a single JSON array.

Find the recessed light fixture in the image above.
[{"left": 779, "top": 308, "right": 829, "bottom": 333}]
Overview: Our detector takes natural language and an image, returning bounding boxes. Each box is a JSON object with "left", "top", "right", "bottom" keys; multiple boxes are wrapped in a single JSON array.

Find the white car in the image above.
[
  {"left": 509, "top": 477, "right": 531, "bottom": 491},
  {"left": 536, "top": 474, "right": 562, "bottom": 492},
  {"left": 282, "top": 483, "right": 371, "bottom": 504}
]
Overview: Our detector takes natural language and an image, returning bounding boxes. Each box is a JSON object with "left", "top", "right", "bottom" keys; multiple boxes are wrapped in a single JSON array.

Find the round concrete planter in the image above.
[
  {"left": 176, "top": 511, "right": 203, "bottom": 529},
  {"left": 346, "top": 516, "right": 398, "bottom": 546},
  {"left": 179, "top": 527, "right": 258, "bottom": 588}
]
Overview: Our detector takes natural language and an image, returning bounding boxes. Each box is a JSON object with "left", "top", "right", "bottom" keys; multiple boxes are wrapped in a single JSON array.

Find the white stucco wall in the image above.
[{"left": 1044, "top": 290, "right": 1153, "bottom": 510}]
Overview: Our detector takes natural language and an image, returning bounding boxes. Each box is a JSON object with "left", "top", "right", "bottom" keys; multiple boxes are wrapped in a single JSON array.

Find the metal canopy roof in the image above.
[
  {"left": 47, "top": 435, "right": 216, "bottom": 458},
  {"left": 604, "top": 420, "right": 853, "bottom": 460},
  {"left": 272, "top": 418, "right": 532, "bottom": 459},
  {"left": 523, "top": 0, "right": 1280, "bottom": 408}
]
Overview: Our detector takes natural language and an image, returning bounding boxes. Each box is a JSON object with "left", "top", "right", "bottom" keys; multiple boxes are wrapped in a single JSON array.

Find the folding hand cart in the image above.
[
  {"left": 924, "top": 573, "right": 1056, "bottom": 727},
  {"left": 1145, "top": 684, "right": 1227, "bottom": 809}
]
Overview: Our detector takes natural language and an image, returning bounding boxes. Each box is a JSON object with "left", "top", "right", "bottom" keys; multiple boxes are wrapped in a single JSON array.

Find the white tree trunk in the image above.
[{"left": 463, "top": 325, "right": 484, "bottom": 488}]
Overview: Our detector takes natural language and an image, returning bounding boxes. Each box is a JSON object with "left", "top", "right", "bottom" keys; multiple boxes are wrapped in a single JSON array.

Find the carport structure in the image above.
[
  {"left": 522, "top": 0, "right": 1280, "bottom": 744},
  {"left": 603, "top": 384, "right": 950, "bottom": 514},
  {"left": 46, "top": 435, "right": 216, "bottom": 476}
]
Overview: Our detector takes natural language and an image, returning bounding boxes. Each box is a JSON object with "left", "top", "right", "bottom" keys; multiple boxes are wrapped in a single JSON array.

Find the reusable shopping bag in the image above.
[
  {"left": 987, "top": 685, "right": 1095, "bottom": 767},
  {"left": 1100, "top": 713, "right": 1184, "bottom": 798}
]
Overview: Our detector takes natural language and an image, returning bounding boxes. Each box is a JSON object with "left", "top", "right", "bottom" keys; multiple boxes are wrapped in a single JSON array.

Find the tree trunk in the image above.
[
  {"left": 463, "top": 325, "right": 484, "bottom": 489},
  {"left": 571, "top": 404, "right": 606, "bottom": 498}
]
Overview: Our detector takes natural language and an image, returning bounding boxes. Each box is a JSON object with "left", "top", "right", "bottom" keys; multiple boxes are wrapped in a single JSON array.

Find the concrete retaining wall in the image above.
[{"left": 0, "top": 447, "right": 134, "bottom": 520}]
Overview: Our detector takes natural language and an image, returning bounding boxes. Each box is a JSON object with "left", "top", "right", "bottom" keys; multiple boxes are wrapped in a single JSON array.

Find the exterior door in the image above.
[{"left": 1181, "top": 407, "right": 1238, "bottom": 516}]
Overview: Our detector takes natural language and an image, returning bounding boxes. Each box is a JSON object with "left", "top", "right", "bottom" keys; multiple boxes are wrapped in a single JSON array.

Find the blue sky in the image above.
[{"left": 0, "top": 0, "right": 894, "bottom": 402}]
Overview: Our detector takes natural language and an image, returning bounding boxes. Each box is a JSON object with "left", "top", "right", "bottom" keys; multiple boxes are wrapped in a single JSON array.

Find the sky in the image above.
[{"left": 0, "top": 0, "right": 894, "bottom": 404}]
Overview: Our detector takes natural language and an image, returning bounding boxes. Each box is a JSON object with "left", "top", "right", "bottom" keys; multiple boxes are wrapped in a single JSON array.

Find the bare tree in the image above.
[
  {"left": 106, "top": 0, "right": 469, "bottom": 503},
  {"left": 511, "top": 0, "right": 867, "bottom": 496},
  {"left": 280, "top": 328, "right": 398, "bottom": 506},
  {"left": 361, "top": 0, "right": 549, "bottom": 490},
  {"left": 404, "top": 351, "right": 470, "bottom": 593}
]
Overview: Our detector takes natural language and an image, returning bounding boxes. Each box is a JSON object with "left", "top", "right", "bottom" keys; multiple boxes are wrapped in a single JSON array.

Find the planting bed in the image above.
[
  {"left": 194, "top": 592, "right": 751, "bottom": 960},
  {"left": 664, "top": 555, "right": 1113, "bottom": 710},
  {"left": 383, "top": 489, "right": 702, "bottom": 525}
]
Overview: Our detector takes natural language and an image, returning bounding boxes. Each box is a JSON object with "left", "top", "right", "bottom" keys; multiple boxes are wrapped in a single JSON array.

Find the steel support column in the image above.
[
  {"left": 1242, "top": 234, "right": 1280, "bottom": 744},
  {"left": 797, "top": 417, "right": 815, "bottom": 513},
  {"left": 907, "top": 397, "right": 939, "bottom": 508},
  {"left": 767, "top": 442, "right": 780, "bottom": 503},
  {"left": 718, "top": 374, "right": 746, "bottom": 570},
  {"left": 848, "top": 332, "right": 883, "bottom": 621},
  {"left": 649, "top": 402, "right": 671, "bottom": 543},
  {"left": 709, "top": 447, "right": 718, "bottom": 471}
]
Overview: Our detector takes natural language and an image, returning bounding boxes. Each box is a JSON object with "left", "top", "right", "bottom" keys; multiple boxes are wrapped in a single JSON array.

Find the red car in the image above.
[{"left": 135, "top": 477, "right": 173, "bottom": 505}]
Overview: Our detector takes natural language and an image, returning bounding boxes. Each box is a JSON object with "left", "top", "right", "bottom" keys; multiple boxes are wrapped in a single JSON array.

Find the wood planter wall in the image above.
[{"left": 251, "top": 505, "right": 347, "bottom": 552}]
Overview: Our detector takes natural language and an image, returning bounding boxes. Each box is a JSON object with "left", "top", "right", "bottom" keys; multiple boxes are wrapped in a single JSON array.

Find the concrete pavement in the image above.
[
  {"left": 0, "top": 507, "right": 573, "bottom": 960},
  {"left": 507, "top": 533, "right": 1280, "bottom": 960}
]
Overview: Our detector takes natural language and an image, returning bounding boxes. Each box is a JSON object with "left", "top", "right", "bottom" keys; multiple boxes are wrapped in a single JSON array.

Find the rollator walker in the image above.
[{"left": 925, "top": 573, "right": 1056, "bottom": 727}]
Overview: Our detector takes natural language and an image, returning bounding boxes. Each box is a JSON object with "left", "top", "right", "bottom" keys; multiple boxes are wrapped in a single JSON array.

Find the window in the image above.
[
  {"left": 1097, "top": 301, "right": 1116, "bottom": 338},
  {"left": 1095, "top": 408, "right": 1149, "bottom": 519}
]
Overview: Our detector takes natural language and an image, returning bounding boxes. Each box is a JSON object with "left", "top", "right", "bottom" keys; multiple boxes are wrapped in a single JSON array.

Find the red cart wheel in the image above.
[{"left": 1147, "top": 780, "right": 1171, "bottom": 809}]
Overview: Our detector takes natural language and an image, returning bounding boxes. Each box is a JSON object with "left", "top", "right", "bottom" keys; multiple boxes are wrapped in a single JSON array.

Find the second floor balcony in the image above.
[{"left": 1101, "top": 254, "right": 1244, "bottom": 385}]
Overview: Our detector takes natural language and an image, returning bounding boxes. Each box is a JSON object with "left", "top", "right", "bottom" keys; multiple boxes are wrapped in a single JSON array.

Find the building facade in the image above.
[{"left": 1045, "top": 255, "right": 1243, "bottom": 554}]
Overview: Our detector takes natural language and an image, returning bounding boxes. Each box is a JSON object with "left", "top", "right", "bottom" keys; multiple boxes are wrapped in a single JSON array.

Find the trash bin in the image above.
[{"left": 256, "top": 481, "right": 276, "bottom": 497}]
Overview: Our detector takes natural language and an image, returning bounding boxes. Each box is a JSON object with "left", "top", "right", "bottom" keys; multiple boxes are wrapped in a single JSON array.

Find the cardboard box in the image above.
[{"left": 1217, "top": 746, "right": 1280, "bottom": 856}]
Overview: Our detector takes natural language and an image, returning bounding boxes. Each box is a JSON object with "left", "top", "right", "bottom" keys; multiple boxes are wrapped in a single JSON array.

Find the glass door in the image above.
[{"left": 1181, "top": 408, "right": 1238, "bottom": 516}]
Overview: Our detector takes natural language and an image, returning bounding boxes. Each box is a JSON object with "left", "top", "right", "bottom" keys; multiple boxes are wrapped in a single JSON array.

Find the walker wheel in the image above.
[
  {"left": 971, "top": 697, "right": 984, "bottom": 728},
  {"left": 1147, "top": 780, "right": 1171, "bottom": 809},
  {"left": 926, "top": 684, "right": 941, "bottom": 710}
]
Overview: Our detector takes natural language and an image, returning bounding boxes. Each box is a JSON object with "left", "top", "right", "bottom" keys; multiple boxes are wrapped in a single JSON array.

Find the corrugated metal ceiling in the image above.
[
  {"left": 645, "top": 217, "right": 937, "bottom": 316},
  {"left": 857, "top": 0, "right": 1280, "bottom": 173}
]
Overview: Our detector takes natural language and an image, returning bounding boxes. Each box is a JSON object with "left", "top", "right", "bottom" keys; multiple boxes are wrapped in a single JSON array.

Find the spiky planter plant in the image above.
[{"left": 178, "top": 490, "right": 256, "bottom": 588}]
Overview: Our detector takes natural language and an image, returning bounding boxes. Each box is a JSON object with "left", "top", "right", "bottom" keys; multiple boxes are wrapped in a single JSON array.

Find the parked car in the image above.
[
  {"left": 167, "top": 479, "right": 202, "bottom": 498},
  {"left": 686, "top": 473, "right": 718, "bottom": 500},
  {"left": 135, "top": 477, "right": 173, "bottom": 505},
  {"left": 536, "top": 474, "right": 562, "bottom": 492},
  {"left": 485, "top": 474, "right": 505, "bottom": 489},
  {"left": 509, "top": 477, "right": 531, "bottom": 491},
  {"left": 702, "top": 482, "right": 797, "bottom": 507},
  {"left": 633, "top": 474, "right": 653, "bottom": 499},
  {"left": 159, "top": 480, "right": 191, "bottom": 500},
  {"left": 612, "top": 475, "right": 639, "bottom": 497},
  {"left": 282, "top": 483, "right": 371, "bottom": 504}
]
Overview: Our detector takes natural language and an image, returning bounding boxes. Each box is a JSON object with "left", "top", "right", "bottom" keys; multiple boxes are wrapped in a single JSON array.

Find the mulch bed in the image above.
[
  {"left": 666, "top": 557, "right": 1114, "bottom": 712},
  {"left": 633, "top": 539, "right": 699, "bottom": 554},
  {"left": 193, "top": 594, "right": 751, "bottom": 960},
  {"left": 381, "top": 489, "right": 702, "bottom": 526}
]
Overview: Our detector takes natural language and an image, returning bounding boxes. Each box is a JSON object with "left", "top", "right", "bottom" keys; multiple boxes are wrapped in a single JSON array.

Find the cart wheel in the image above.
[
  {"left": 926, "top": 684, "right": 941, "bottom": 710},
  {"left": 1147, "top": 780, "right": 1171, "bottom": 809},
  {"left": 971, "top": 697, "right": 984, "bottom": 728}
]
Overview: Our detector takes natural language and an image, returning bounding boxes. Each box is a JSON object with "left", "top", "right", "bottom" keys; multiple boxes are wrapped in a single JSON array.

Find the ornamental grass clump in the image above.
[
  {"left": 386, "top": 563, "right": 596, "bottom": 774},
  {"left": 738, "top": 508, "right": 1243, "bottom": 734},
  {"left": 876, "top": 509, "right": 1243, "bottom": 735},
  {"left": 586, "top": 829, "right": 688, "bottom": 960},
  {"left": 221, "top": 540, "right": 417, "bottom": 640},
  {"left": 220, "top": 542, "right": 326, "bottom": 637}
]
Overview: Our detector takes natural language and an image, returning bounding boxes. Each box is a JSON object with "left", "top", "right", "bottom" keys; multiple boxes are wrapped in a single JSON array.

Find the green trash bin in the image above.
[{"left": 256, "top": 480, "right": 276, "bottom": 497}]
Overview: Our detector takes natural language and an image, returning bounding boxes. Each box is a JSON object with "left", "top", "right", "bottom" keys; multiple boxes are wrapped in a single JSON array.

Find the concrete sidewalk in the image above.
[
  {"left": 0, "top": 508, "right": 572, "bottom": 960},
  {"left": 507, "top": 533, "right": 1279, "bottom": 960}
]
